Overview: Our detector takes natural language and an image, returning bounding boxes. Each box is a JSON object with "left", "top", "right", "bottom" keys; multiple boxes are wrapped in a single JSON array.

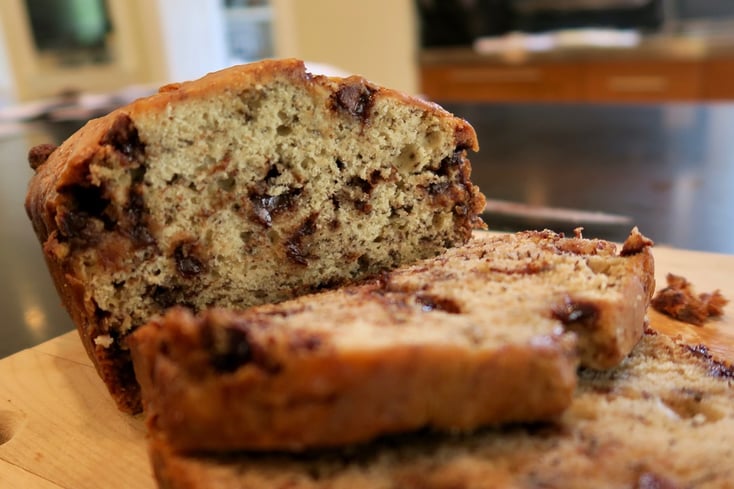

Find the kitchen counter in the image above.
[
  {"left": 2, "top": 238, "right": 733, "bottom": 489},
  {"left": 420, "top": 34, "right": 734, "bottom": 102},
  {"left": 422, "top": 32, "right": 734, "bottom": 65},
  {"left": 446, "top": 102, "right": 734, "bottom": 253},
  {"left": 1, "top": 102, "right": 733, "bottom": 358}
]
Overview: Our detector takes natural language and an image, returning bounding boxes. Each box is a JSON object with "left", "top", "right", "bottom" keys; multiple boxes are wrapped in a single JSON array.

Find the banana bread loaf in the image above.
[
  {"left": 24, "top": 59, "right": 486, "bottom": 413},
  {"left": 129, "top": 228, "right": 654, "bottom": 452},
  {"left": 149, "top": 329, "right": 734, "bottom": 489}
]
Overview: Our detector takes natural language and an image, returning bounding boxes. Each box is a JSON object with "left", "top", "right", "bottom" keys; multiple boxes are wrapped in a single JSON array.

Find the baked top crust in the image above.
[
  {"left": 24, "top": 59, "right": 485, "bottom": 413},
  {"left": 148, "top": 329, "right": 734, "bottom": 489},
  {"left": 130, "top": 228, "right": 653, "bottom": 452}
]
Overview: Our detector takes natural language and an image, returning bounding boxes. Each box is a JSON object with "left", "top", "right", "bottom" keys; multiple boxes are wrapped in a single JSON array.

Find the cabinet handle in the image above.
[
  {"left": 449, "top": 68, "right": 542, "bottom": 84},
  {"left": 607, "top": 76, "right": 669, "bottom": 93}
]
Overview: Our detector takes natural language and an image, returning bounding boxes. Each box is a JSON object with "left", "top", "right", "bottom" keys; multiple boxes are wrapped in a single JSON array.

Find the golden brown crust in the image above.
[
  {"left": 563, "top": 229, "right": 655, "bottom": 369},
  {"left": 24, "top": 59, "right": 484, "bottom": 413},
  {"left": 147, "top": 331, "right": 734, "bottom": 489},
  {"left": 132, "top": 307, "right": 577, "bottom": 453},
  {"left": 129, "top": 229, "right": 654, "bottom": 453}
]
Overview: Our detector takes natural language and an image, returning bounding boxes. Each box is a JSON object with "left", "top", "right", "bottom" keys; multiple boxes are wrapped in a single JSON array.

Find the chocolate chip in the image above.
[
  {"left": 100, "top": 114, "right": 145, "bottom": 163},
  {"left": 176, "top": 255, "right": 203, "bottom": 278},
  {"left": 264, "top": 164, "right": 281, "bottom": 181},
  {"left": 424, "top": 148, "right": 473, "bottom": 214},
  {"left": 427, "top": 181, "right": 451, "bottom": 197},
  {"left": 208, "top": 326, "right": 253, "bottom": 373},
  {"left": 353, "top": 200, "right": 372, "bottom": 213},
  {"left": 289, "top": 331, "right": 324, "bottom": 352},
  {"left": 174, "top": 242, "right": 205, "bottom": 278},
  {"left": 687, "top": 344, "right": 711, "bottom": 358},
  {"left": 685, "top": 344, "right": 734, "bottom": 379},
  {"left": 149, "top": 285, "right": 190, "bottom": 309},
  {"left": 250, "top": 188, "right": 303, "bottom": 227},
  {"left": 348, "top": 176, "right": 373, "bottom": 194},
  {"left": 203, "top": 319, "right": 282, "bottom": 374},
  {"left": 368, "top": 169, "right": 383, "bottom": 185},
  {"left": 150, "top": 286, "right": 177, "bottom": 308},
  {"left": 551, "top": 295, "right": 600, "bottom": 329},
  {"left": 59, "top": 209, "right": 102, "bottom": 243},
  {"left": 72, "top": 184, "right": 108, "bottom": 218},
  {"left": 332, "top": 80, "right": 376, "bottom": 121},
  {"left": 285, "top": 213, "right": 319, "bottom": 265},
  {"left": 28, "top": 143, "right": 57, "bottom": 170},
  {"left": 433, "top": 150, "right": 463, "bottom": 177},
  {"left": 285, "top": 241, "right": 308, "bottom": 265},
  {"left": 357, "top": 254, "right": 371, "bottom": 273},
  {"left": 416, "top": 294, "right": 462, "bottom": 314},
  {"left": 259, "top": 303, "right": 310, "bottom": 318},
  {"left": 123, "top": 191, "right": 155, "bottom": 246},
  {"left": 331, "top": 195, "right": 341, "bottom": 211},
  {"left": 58, "top": 184, "right": 111, "bottom": 243}
]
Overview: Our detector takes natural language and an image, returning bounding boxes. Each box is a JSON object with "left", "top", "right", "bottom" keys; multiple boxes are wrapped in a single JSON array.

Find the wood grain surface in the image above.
[{"left": 1, "top": 242, "right": 732, "bottom": 489}]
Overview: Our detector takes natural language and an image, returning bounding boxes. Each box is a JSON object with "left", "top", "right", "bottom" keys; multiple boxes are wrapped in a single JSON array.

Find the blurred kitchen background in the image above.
[
  {"left": 2, "top": 0, "right": 734, "bottom": 356},
  {"left": 3, "top": 1, "right": 734, "bottom": 106}
]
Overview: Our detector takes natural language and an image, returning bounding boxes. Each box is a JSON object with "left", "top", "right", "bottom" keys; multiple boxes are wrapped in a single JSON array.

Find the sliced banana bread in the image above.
[
  {"left": 24, "top": 59, "right": 486, "bottom": 413},
  {"left": 148, "top": 330, "right": 734, "bottom": 489},
  {"left": 129, "top": 228, "right": 654, "bottom": 452}
]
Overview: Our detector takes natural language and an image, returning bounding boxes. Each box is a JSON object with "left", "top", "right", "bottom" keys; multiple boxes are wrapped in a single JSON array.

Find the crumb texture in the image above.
[
  {"left": 150, "top": 331, "right": 734, "bottom": 489},
  {"left": 130, "top": 229, "right": 654, "bottom": 452},
  {"left": 24, "top": 59, "right": 485, "bottom": 412}
]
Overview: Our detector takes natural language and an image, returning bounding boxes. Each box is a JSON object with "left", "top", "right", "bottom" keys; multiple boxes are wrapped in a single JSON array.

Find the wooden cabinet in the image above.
[
  {"left": 421, "top": 63, "right": 583, "bottom": 102},
  {"left": 421, "top": 55, "right": 734, "bottom": 103},
  {"left": 584, "top": 60, "right": 702, "bottom": 102},
  {"left": 703, "top": 57, "right": 734, "bottom": 100}
]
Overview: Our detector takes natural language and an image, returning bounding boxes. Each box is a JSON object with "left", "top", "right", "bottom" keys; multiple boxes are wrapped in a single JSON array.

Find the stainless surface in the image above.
[
  {"left": 2, "top": 103, "right": 734, "bottom": 358},
  {"left": 1, "top": 122, "right": 78, "bottom": 359},
  {"left": 447, "top": 102, "right": 734, "bottom": 253}
]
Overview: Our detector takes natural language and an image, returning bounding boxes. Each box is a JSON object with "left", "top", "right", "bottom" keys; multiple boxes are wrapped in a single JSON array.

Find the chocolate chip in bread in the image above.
[
  {"left": 147, "top": 330, "right": 734, "bottom": 489},
  {"left": 24, "top": 59, "right": 486, "bottom": 413},
  {"left": 129, "top": 228, "right": 654, "bottom": 453}
]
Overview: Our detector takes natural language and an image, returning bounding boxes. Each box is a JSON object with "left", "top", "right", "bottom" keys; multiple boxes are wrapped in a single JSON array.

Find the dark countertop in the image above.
[
  {"left": 2, "top": 103, "right": 733, "bottom": 358},
  {"left": 1, "top": 121, "right": 79, "bottom": 360},
  {"left": 444, "top": 102, "right": 734, "bottom": 253}
]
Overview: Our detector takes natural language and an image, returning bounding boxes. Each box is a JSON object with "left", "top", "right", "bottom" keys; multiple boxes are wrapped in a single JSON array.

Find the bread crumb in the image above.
[
  {"left": 94, "top": 334, "right": 114, "bottom": 348},
  {"left": 620, "top": 226, "right": 654, "bottom": 256},
  {"left": 651, "top": 273, "right": 728, "bottom": 326}
]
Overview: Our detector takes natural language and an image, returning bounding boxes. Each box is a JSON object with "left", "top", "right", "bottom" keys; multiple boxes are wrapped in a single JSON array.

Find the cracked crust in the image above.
[
  {"left": 24, "top": 59, "right": 485, "bottom": 413},
  {"left": 129, "top": 228, "right": 654, "bottom": 452}
]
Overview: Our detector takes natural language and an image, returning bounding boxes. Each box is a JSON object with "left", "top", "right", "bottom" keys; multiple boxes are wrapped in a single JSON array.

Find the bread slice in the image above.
[
  {"left": 129, "top": 229, "right": 654, "bottom": 452},
  {"left": 147, "top": 330, "right": 734, "bottom": 489},
  {"left": 24, "top": 59, "right": 486, "bottom": 413}
]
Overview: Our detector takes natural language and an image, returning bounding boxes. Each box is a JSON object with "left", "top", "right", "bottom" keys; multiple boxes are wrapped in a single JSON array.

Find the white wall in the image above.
[
  {"left": 0, "top": 18, "right": 17, "bottom": 105},
  {"left": 0, "top": 0, "right": 419, "bottom": 102},
  {"left": 152, "top": 0, "right": 231, "bottom": 83},
  {"left": 0, "top": 0, "right": 231, "bottom": 103},
  {"left": 272, "top": 0, "right": 419, "bottom": 95}
]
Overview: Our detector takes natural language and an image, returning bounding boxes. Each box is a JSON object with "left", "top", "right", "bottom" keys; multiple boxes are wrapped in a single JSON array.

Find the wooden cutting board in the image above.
[{"left": 1, "top": 243, "right": 733, "bottom": 489}]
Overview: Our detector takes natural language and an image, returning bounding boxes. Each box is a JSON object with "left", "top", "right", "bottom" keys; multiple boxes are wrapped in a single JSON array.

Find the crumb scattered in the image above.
[
  {"left": 620, "top": 227, "right": 654, "bottom": 256},
  {"left": 94, "top": 334, "right": 114, "bottom": 348},
  {"left": 651, "top": 273, "right": 728, "bottom": 326}
]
